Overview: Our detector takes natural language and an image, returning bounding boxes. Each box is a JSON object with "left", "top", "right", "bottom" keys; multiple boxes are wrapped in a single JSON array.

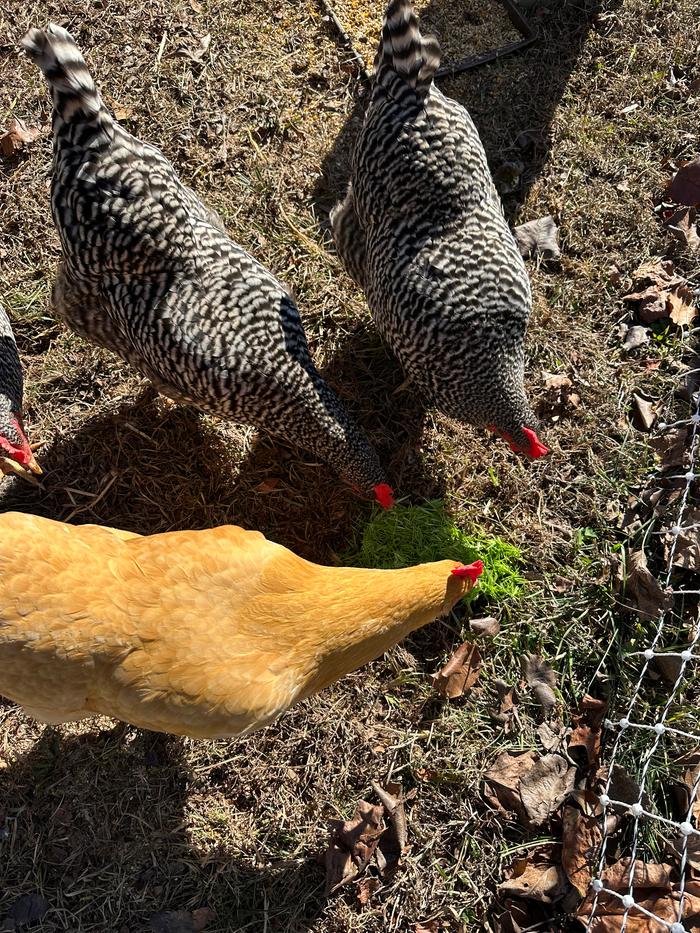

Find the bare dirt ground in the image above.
[{"left": 1, "top": 0, "right": 699, "bottom": 930}]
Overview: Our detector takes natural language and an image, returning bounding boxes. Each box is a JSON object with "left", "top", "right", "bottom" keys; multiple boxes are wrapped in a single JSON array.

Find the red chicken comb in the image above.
[
  {"left": 451, "top": 560, "right": 484, "bottom": 582},
  {"left": 373, "top": 483, "right": 395, "bottom": 509},
  {"left": 0, "top": 419, "right": 38, "bottom": 470}
]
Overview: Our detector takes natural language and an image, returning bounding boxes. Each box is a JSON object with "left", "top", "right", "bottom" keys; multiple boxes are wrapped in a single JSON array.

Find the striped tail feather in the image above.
[
  {"left": 21, "top": 24, "right": 110, "bottom": 131},
  {"left": 373, "top": 0, "right": 441, "bottom": 100}
]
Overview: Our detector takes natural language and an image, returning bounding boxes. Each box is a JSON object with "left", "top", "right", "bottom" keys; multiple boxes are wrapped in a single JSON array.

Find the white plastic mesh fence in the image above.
[{"left": 586, "top": 354, "right": 700, "bottom": 932}]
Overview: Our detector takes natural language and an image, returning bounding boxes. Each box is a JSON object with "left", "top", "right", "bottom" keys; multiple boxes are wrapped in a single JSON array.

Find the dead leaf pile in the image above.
[
  {"left": 622, "top": 259, "right": 697, "bottom": 328},
  {"left": 0, "top": 116, "right": 41, "bottom": 158},
  {"left": 431, "top": 640, "right": 482, "bottom": 700},
  {"left": 323, "top": 783, "right": 411, "bottom": 899},
  {"left": 499, "top": 845, "right": 569, "bottom": 904},
  {"left": 578, "top": 860, "right": 700, "bottom": 931},
  {"left": 540, "top": 372, "right": 581, "bottom": 422},
  {"left": 513, "top": 215, "right": 561, "bottom": 259},
  {"left": 649, "top": 427, "right": 688, "bottom": 472}
]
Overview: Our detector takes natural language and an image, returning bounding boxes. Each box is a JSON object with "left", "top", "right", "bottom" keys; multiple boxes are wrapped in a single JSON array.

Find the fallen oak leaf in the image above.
[
  {"left": 666, "top": 155, "right": 700, "bottom": 206},
  {"left": 518, "top": 753, "right": 577, "bottom": 827},
  {"left": 0, "top": 116, "right": 41, "bottom": 157},
  {"left": 431, "top": 640, "right": 481, "bottom": 700},
  {"left": 663, "top": 205, "right": 700, "bottom": 251},
  {"left": 668, "top": 284, "right": 697, "bottom": 326},
  {"left": 483, "top": 750, "right": 537, "bottom": 821},
  {"left": 414, "top": 922, "right": 440, "bottom": 933},
  {"left": 513, "top": 215, "right": 561, "bottom": 259}
]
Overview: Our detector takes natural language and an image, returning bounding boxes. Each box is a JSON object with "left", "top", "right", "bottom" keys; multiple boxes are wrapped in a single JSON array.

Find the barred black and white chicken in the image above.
[
  {"left": 0, "top": 303, "right": 41, "bottom": 483},
  {"left": 22, "top": 25, "right": 394, "bottom": 507},
  {"left": 331, "top": 0, "right": 548, "bottom": 460}
]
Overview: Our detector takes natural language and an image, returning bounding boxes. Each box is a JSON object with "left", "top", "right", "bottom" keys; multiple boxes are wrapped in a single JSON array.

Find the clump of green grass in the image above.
[{"left": 343, "top": 500, "right": 524, "bottom": 606}]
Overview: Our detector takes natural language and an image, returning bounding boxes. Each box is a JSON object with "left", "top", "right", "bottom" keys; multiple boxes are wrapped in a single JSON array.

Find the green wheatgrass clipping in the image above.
[{"left": 344, "top": 500, "right": 524, "bottom": 605}]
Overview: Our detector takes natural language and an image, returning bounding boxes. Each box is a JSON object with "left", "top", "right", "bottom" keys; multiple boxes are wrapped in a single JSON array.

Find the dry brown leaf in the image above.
[
  {"left": 631, "top": 258, "right": 678, "bottom": 285},
  {"left": 663, "top": 205, "right": 700, "bottom": 251},
  {"left": 499, "top": 848, "right": 570, "bottom": 903},
  {"left": 623, "top": 285, "right": 670, "bottom": 324},
  {"left": 668, "top": 285, "right": 697, "bottom": 326},
  {"left": 578, "top": 883, "right": 700, "bottom": 931},
  {"left": 631, "top": 393, "right": 660, "bottom": 432},
  {"left": 569, "top": 695, "right": 607, "bottom": 767},
  {"left": 668, "top": 509, "right": 700, "bottom": 571},
  {"left": 491, "top": 679, "right": 518, "bottom": 733},
  {"left": 372, "top": 782, "right": 407, "bottom": 874},
  {"left": 356, "top": 877, "right": 380, "bottom": 906},
  {"left": 513, "top": 216, "right": 561, "bottom": 259},
  {"left": 562, "top": 804, "right": 603, "bottom": 896},
  {"left": 483, "top": 750, "right": 537, "bottom": 819},
  {"left": 602, "top": 858, "right": 674, "bottom": 892},
  {"left": 649, "top": 428, "right": 688, "bottom": 472},
  {"left": 523, "top": 654, "right": 558, "bottom": 713},
  {"left": 624, "top": 548, "right": 673, "bottom": 621},
  {"left": 189, "top": 0, "right": 204, "bottom": 11},
  {"left": 518, "top": 754, "right": 577, "bottom": 826},
  {"left": 622, "top": 325, "right": 650, "bottom": 351},
  {"left": 537, "top": 721, "right": 565, "bottom": 753},
  {"left": 469, "top": 615, "right": 500, "bottom": 637},
  {"left": 431, "top": 641, "right": 482, "bottom": 700},
  {"left": 666, "top": 155, "right": 700, "bottom": 206},
  {"left": 323, "top": 844, "right": 355, "bottom": 894},
  {"left": 0, "top": 117, "right": 41, "bottom": 157},
  {"left": 325, "top": 800, "right": 385, "bottom": 892}
]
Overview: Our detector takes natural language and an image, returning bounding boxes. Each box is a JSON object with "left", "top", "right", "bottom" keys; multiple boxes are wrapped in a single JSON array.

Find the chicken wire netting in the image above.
[{"left": 585, "top": 339, "right": 700, "bottom": 932}]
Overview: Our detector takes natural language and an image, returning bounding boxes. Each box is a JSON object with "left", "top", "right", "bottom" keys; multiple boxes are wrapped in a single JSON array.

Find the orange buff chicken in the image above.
[{"left": 0, "top": 512, "right": 483, "bottom": 739}]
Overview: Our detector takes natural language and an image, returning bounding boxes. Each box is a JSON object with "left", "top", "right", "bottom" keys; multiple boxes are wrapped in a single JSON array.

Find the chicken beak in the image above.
[{"left": 0, "top": 454, "right": 42, "bottom": 485}]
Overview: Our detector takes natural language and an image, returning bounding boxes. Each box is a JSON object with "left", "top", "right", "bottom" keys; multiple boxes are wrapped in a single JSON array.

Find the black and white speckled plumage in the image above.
[
  {"left": 22, "top": 25, "right": 389, "bottom": 495},
  {"left": 331, "top": 0, "right": 544, "bottom": 455},
  {"left": 0, "top": 304, "right": 24, "bottom": 445},
  {"left": 0, "top": 303, "right": 40, "bottom": 479}
]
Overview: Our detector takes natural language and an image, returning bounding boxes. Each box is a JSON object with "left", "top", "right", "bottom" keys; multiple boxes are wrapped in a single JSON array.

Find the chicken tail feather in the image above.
[
  {"left": 22, "top": 25, "right": 110, "bottom": 133},
  {"left": 374, "top": 0, "right": 441, "bottom": 100}
]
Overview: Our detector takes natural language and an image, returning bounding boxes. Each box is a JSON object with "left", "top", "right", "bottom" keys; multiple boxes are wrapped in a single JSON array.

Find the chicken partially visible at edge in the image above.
[
  {"left": 0, "top": 512, "right": 482, "bottom": 739},
  {"left": 0, "top": 304, "right": 41, "bottom": 483}
]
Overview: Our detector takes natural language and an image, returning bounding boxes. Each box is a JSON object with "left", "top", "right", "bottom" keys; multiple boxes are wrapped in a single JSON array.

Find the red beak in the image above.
[
  {"left": 451, "top": 560, "right": 484, "bottom": 583},
  {"left": 487, "top": 425, "right": 549, "bottom": 459}
]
